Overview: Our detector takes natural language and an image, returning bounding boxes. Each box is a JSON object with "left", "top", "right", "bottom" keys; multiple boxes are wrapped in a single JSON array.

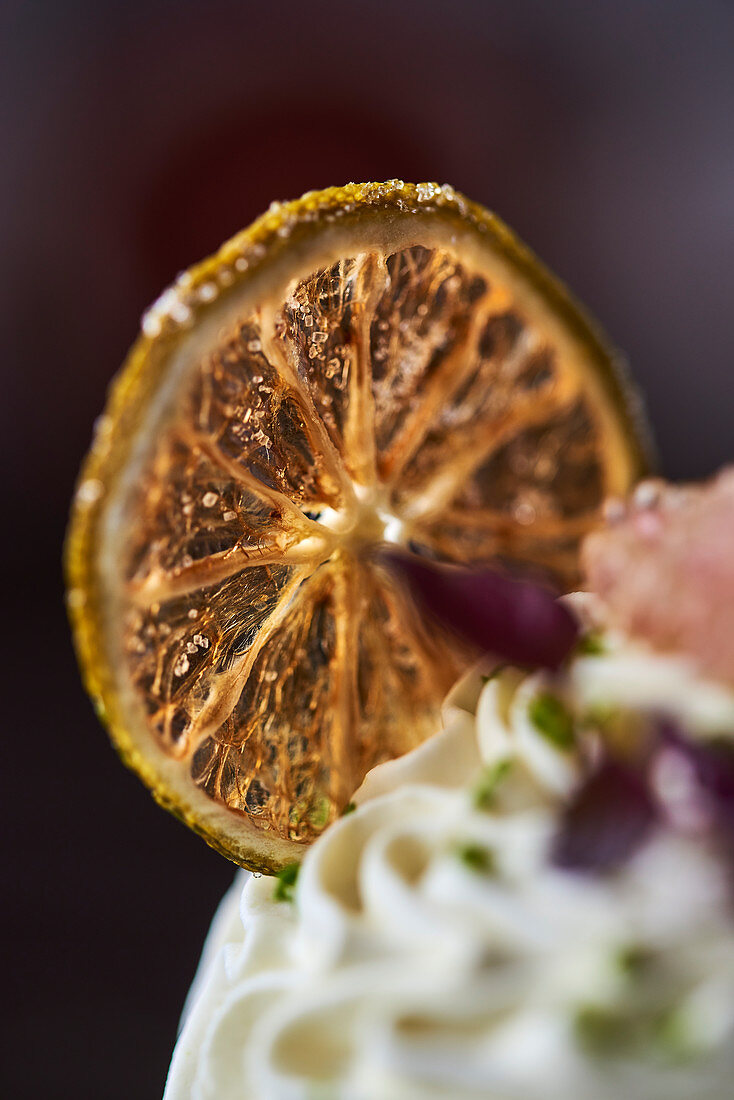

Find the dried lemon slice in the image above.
[{"left": 66, "top": 181, "right": 649, "bottom": 871}]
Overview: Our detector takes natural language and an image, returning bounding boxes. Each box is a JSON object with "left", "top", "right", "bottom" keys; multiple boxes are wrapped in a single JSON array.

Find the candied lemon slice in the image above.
[{"left": 66, "top": 182, "right": 650, "bottom": 870}]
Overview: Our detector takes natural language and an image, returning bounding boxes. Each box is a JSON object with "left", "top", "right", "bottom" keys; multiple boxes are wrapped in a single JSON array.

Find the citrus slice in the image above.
[{"left": 66, "top": 181, "right": 650, "bottom": 871}]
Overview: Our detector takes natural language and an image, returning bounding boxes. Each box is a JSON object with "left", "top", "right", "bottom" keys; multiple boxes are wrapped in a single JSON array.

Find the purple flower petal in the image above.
[
  {"left": 379, "top": 548, "right": 579, "bottom": 671},
  {"left": 552, "top": 760, "right": 658, "bottom": 873},
  {"left": 656, "top": 719, "right": 734, "bottom": 831},
  {"left": 654, "top": 722, "right": 734, "bottom": 894}
]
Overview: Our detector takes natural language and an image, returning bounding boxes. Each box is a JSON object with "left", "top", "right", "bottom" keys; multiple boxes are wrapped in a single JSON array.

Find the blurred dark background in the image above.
[{"left": 2, "top": 1, "right": 733, "bottom": 1096}]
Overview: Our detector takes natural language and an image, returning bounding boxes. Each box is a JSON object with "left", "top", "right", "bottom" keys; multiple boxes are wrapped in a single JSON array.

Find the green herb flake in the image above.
[
  {"left": 617, "top": 944, "right": 655, "bottom": 978},
  {"left": 575, "top": 1001, "right": 695, "bottom": 1064},
  {"left": 576, "top": 630, "right": 606, "bottom": 657},
  {"left": 581, "top": 702, "right": 619, "bottom": 729},
  {"left": 480, "top": 665, "right": 506, "bottom": 686},
  {"left": 473, "top": 758, "right": 513, "bottom": 811},
  {"left": 341, "top": 801, "right": 357, "bottom": 816},
  {"left": 574, "top": 1005, "right": 633, "bottom": 1057},
  {"left": 272, "top": 861, "right": 301, "bottom": 902},
  {"left": 654, "top": 1006, "right": 699, "bottom": 1062},
  {"left": 456, "top": 843, "right": 497, "bottom": 876},
  {"left": 528, "top": 692, "right": 575, "bottom": 750},
  {"left": 307, "top": 795, "right": 331, "bottom": 830}
]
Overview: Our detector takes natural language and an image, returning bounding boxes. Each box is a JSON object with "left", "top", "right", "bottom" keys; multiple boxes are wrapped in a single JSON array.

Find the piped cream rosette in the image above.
[{"left": 165, "top": 596, "right": 734, "bottom": 1100}]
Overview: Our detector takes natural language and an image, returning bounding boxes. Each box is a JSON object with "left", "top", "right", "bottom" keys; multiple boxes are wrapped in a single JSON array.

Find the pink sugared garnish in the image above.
[{"left": 583, "top": 468, "right": 734, "bottom": 685}]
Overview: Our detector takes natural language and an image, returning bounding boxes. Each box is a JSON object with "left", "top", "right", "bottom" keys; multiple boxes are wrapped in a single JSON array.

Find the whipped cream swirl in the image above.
[{"left": 165, "top": 600, "right": 734, "bottom": 1100}]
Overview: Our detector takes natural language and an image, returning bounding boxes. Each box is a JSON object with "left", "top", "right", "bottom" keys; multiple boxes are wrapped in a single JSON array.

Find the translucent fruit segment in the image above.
[
  {"left": 122, "top": 564, "right": 300, "bottom": 756},
  {"left": 369, "top": 246, "right": 488, "bottom": 474},
  {"left": 189, "top": 318, "right": 344, "bottom": 508},
  {"left": 280, "top": 259, "right": 358, "bottom": 464},
  {"left": 124, "top": 433, "right": 322, "bottom": 603},
  {"left": 389, "top": 310, "right": 564, "bottom": 506},
  {"left": 189, "top": 566, "right": 343, "bottom": 840},
  {"left": 408, "top": 399, "right": 605, "bottom": 586},
  {"left": 452, "top": 400, "right": 604, "bottom": 519},
  {"left": 410, "top": 516, "right": 581, "bottom": 588}
]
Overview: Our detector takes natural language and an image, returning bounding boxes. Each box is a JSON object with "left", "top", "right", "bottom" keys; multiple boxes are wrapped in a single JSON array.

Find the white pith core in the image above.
[{"left": 317, "top": 481, "right": 407, "bottom": 549}]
